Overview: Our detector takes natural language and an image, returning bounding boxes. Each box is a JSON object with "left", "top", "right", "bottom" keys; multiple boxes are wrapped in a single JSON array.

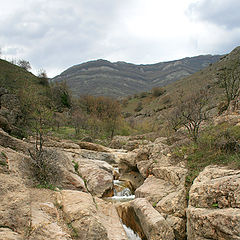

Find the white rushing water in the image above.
[
  {"left": 112, "top": 168, "right": 141, "bottom": 239},
  {"left": 123, "top": 224, "right": 142, "bottom": 240}
]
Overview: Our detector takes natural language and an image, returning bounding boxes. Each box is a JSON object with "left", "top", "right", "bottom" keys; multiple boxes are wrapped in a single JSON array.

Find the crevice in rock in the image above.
[{"left": 116, "top": 203, "right": 146, "bottom": 240}]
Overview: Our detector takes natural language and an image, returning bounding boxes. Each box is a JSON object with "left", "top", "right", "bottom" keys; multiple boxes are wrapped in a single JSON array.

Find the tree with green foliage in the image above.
[
  {"left": 49, "top": 81, "right": 72, "bottom": 111},
  {"left": 78, "top": 95, "right": 122, "bottom": 139}
]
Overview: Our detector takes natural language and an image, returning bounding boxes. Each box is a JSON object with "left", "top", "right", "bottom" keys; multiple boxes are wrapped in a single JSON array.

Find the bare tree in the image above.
[
  {"left": 179, "top": 90, "right": 209, "bottom": 142},
  {"left": 218, "top": 60, "right": 240, "bottom": 107},
  {"left": 37, "top": 69, "right": 49, "bottom": 86},
  {"left": 17, "top": 59, "right": 31, "bottom": 71},
  {"left": 164, "top": 107, "right": 183, "bottom": 132}
]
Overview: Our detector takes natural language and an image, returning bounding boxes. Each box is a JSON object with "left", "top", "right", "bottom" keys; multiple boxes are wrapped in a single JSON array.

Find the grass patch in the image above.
[
  {"left": 51, "top": 127, "right": 76, "bottom": 140},
  {"left": 72, "top": 160, "right": 79, "bottom": 172},
  {"left": 36, "top": 184, "right": 58, "bottom": 191},
  {"left": 173, "top": 123, "right": 240, "bottom": 194},
  {"left": 67, "top": 223, "right": 79, "bottom": 238},
  {"left": 0, "top": 160, "right": 7, "bottom": 166}
]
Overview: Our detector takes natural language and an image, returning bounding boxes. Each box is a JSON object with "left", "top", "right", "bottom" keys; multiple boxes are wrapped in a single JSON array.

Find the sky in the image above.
[{"left": 0, "top": 0, "right": 240, "bottom": 77}]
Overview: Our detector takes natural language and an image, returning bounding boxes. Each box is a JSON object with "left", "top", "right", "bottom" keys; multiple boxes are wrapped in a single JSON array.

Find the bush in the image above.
[
  {"left": 152, "top": 87, "right": 165, "bottom": 97},
  {"left": 134, "top": 102, "right": 143, "bottom": 112},
  {"left": 29, "top": 148, "right": 63, "bottom": 186}
]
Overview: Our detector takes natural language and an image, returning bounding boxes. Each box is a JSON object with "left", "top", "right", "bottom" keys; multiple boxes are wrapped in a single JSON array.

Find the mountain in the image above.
[
  {"left": 121, "top": 46, "right": 240, "bottom": 122},
  {"left": 52, "top": 55, "right": 222, "bottom": 98}
]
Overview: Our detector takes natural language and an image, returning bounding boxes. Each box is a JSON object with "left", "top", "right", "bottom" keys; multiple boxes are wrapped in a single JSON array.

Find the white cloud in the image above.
[{"left": 0, "top": 0, "right": 239, "bottom": 77}]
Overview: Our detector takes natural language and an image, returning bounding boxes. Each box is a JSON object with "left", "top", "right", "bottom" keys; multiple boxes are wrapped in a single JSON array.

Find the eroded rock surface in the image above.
[
  {"left": 0, "top": 228, "right": 23, "bottom": 240},
  {"left": 132, "top": 198, "right": 175, "bottom": 240},
  {"left": 187, "top": 165, "right": 240, "bottom": 240}
]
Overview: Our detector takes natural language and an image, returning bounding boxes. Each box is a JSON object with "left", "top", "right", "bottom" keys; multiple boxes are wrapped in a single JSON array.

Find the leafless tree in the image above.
[
  {"left": 38, "top": 69, "right": 49, "bottom": 85},
  {"left": 17, "top": 59, "right": 31, "bottom": 71},
  {"left": 218, "top": 60, "right": 240, "bottom": 107},
  {"left": 165, "top": 107, "right": 183, "bottom": 132},
  {"left": 179, "top": 89, "right": 209, "bottom": 142}
]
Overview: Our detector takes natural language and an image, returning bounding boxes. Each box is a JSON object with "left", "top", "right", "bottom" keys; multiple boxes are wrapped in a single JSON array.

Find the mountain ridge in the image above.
[{"left": 52, "top": 54, "right": 222, "bottom": 98}]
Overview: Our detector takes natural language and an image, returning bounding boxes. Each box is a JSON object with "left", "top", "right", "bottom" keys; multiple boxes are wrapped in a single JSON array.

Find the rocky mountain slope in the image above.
[
  {"left": 52, "top": 55, "right": 221, "bottom": 98},
  {"left": 121, "top": 46, "right": 240, "bottom": 125}
]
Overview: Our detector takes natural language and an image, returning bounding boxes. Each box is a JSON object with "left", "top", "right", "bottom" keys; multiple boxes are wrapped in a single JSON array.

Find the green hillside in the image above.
[{"left": 0, "top": 59, "right": 41, "bottom": 92}]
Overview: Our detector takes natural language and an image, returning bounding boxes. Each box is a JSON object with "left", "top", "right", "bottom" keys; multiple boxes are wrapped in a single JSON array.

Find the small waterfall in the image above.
[
  {"left": 105, "top": 179, "right": 135, "bottom": 202},
  {"left": 123, "top": 224, "right": 142, "bottom": 240},
  {"left": 106, "top": 168, "right": 142, "bottom": 239}
]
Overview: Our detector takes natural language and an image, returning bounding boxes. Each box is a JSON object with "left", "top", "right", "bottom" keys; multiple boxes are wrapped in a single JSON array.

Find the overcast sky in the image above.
[{"left": 1, "top": 0, "right": 240, "bottom": 77}]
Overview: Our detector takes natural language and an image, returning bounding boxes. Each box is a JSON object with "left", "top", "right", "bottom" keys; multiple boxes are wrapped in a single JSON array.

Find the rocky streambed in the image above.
[{"left": 0, "top": 128, "right": 240, "bottom": 240}]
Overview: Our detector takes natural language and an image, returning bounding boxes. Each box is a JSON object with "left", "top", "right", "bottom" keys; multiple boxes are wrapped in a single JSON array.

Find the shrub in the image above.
[
  {"left": 28, "top": 148, "right": 63, "bottom": 186},
  {"left": 134, "top": 102, "right": 143, "bottom": 112},
  {"left": 152, "top": 87, "right": 165, "bottom": 97}
]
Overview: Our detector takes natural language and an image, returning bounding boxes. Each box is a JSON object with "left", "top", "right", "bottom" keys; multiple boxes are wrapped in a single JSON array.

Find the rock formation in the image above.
[{"left": 0, "top": 127, "right": 239, "bottom": 240}]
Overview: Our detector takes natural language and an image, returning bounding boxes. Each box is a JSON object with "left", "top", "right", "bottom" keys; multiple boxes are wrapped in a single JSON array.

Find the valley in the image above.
[{"left": 0, "top": 47, "right": 239, "bottom": 240}]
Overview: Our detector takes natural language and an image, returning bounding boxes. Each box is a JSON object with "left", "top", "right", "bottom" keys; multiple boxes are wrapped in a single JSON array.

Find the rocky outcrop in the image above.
[
  {"left": 75, "top": 158, "right": 113, "bottom": 197},
  {"left": 0, "top": 228, "right": 23, "bottom": 240},
  {"left": 0, "top": 174, "right": 31, "bottom": 235},
  {"left": 0, "top": 128, "right": 31, "bottom": 154},
  {"left": 57, "top": 190, "right": 108, "bottom": 240},
  {"left": 187, "top": 165, "right": 240, "bottom": 240},
  {"left": 77, "top": 141, "right": 110, "bottom": 152},
  {"left": 29, "top": 201, "right": 71, "bottom": 240},
  {"left": 77, "top": 149, "right": 117, "bottom": 165},
  {"left": 57, "top": 190, "right": 128, "bottom": 240},
  {"left": 0, "top": 89, "right": 22, "bottom": 133},
  {"left": 96, "top": 198, "right": 128, "bottom": 240},
  {"left": 132, "top": 198, "right": 175, "bottom": 240},
  {"left": 116, "top": 137, "right": 188, "bottom": 240}
]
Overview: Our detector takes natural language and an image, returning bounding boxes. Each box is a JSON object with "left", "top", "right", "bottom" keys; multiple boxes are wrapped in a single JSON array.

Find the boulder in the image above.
[
  {"left": 165, "top": 215, "right": 186, "bottom": 240},
  {"left": 189, "top": 166, "right": 240, "bottom": 209},
  {"left": 135, "top": 166, "right": 188, "bottom": 240},
  {"left": 110, "top": 135, "right": 150, "bottom": 150},
  {"left": 74, "top": 158, "right": 113, "bottom": 197},
  {"left": 77, "top": 141, "right": 110, "bottom": 152},
  {"left": 0, "top": 174, "right": 30, "bottom": 235},
  {"left": 0, "top": 128, "right": 31, "bottom": 154},
  {"left": 119, "top": 171, "right": 144, "bottom": 190},
  {"left": 187, "top": 207, "right": 240, "bottom": 240},
  {"left": 57, "top": 190, "right": 108, "bottom": 240},
  {"left": 135, "top": 176, "right": 176, "bottom": 204},
  {"left": 77, "top": 149, "right": 117, "bottom": 164},
  {"left": 187, "top": 165, "right": 240, "bottom": 240},
  {"left": 29, "top": 202, "right": 71, "bottom": 240},
  {"left": 156, "top": 188, "right": 187, "bottom": 218},
  {"left": 152, "top": 166, "right": 187, "bottom": 186},
  {"left": 95, "top": 198, "right": 128, "bottom": 240},
  {"left": 116, "top": 201, "right": 146, "bottom": 239},
  {"left": 118, "top": 151, "right": 137, "bottom": 173},
  {"left": 0, "top": 228, "right": 23, "bottom": 240},
  {"left": 42, "top": 138, "right": 80, "bottom": 149},
  {"left": 132, "top": 198, "right": 175, "bottom": 240}
]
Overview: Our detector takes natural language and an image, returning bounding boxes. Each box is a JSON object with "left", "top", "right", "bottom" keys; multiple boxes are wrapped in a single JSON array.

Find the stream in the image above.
[{"left": 105, "top": 168, "right": 142, "bottom": 240}]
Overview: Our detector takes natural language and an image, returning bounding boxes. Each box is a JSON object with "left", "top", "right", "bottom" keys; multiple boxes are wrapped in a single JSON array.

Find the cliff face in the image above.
[{"left": 52, "top": 55, "right": 222, "bottom": 98}]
